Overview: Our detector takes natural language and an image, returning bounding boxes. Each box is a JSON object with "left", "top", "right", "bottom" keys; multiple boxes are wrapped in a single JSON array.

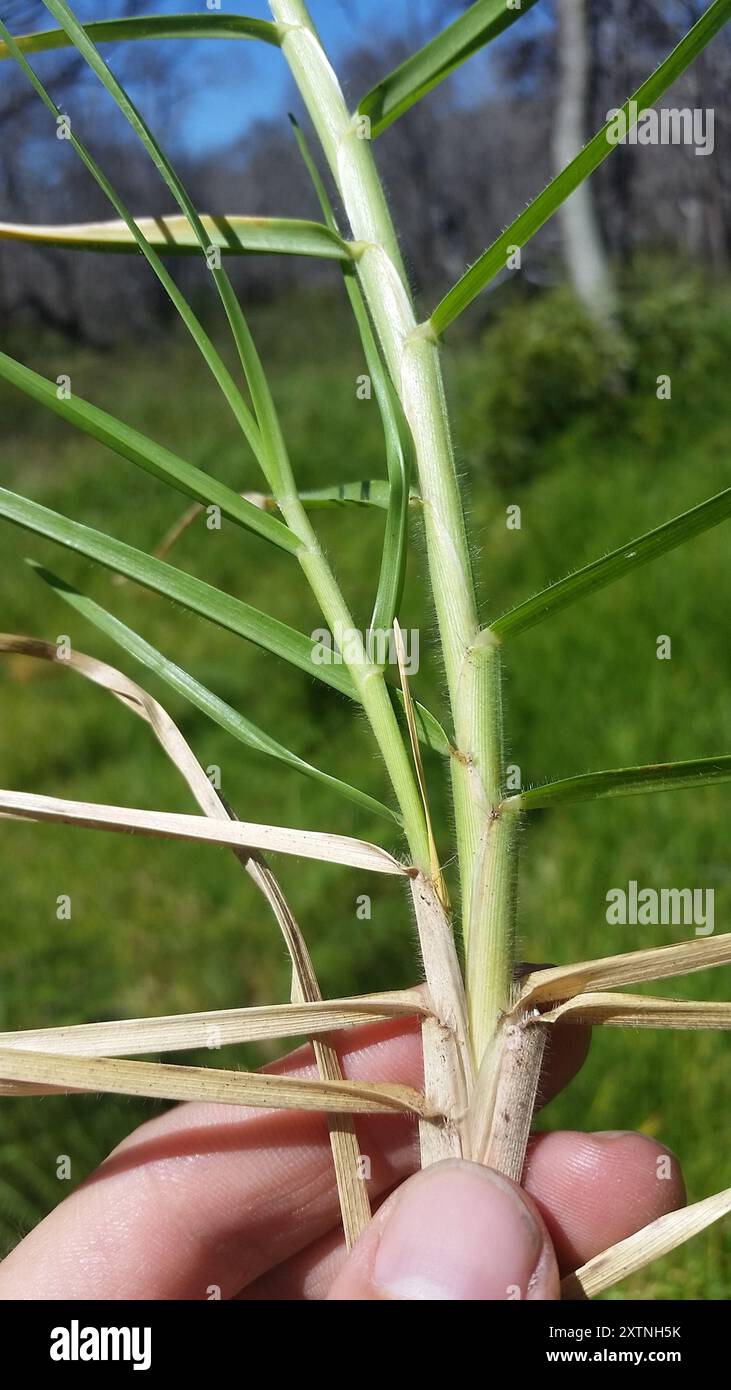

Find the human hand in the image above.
[{"left": 0, "top": 1016, "right": 684, "bottom": 1300}]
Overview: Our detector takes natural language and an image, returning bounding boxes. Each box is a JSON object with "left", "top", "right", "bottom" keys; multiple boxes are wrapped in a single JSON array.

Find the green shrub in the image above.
[
  {"left": 464, "top": 270, "right": 731, "bottom": 487},
  {"left": 463, "top": 287, "right": 625, "bottom": 486}
]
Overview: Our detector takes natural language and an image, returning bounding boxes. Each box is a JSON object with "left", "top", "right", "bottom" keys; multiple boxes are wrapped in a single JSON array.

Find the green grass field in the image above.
[{"left": 0, "top": 273, "right": 729, "bottom": 1296}]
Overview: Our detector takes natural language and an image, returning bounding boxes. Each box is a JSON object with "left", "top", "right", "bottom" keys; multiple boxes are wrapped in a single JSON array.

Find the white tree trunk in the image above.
[{"left": 553, "top": 0, "right": 617, "bottom": 326}]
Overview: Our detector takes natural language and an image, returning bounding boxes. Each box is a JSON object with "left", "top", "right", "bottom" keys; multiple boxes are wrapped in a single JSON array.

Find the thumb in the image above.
[{"left": 327, "top": 1159, "right": 559, "bottom": 1301}]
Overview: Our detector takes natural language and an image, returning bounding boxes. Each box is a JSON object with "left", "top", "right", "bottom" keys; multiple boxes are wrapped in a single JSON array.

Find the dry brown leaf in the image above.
[
  {"left": 541, "top": 992, "right": 731, "bottom": 1028},
  {"left": 563, "top": 1186, "right": 731, "bottom": 1299},
  {"left": 150, "top": 493, "right": 273, "bottom": 567},
  {"left": 224, "top": 799, "right": 374, "bottom": 1248},
  {"left": 0, "top": 636, "right": 398, "bottom": 1246},
  {"left": 480, "top": 1017, "right": 546, "bottom": 1178},
  {"left": 0, "top": 787, "right": 405, "bottom": 875},
  {"left": 392, "top": 624, "right": 470, "bottom": 1165},
  {"left": 0, "top": 1048, "right": 433, "bottom": 1115},
  {"left": 0, "top": 635, "right": 322, "bottom": 909},
  {"left": 520, "top": 933, "right": 731, "bottom": 1007},
  {"left": 0, "top": 991, "right": 430, "bottom": 1057},
  {"left": 260, "top": 839, "right": 375, "bottom": 1249},
  {"left": 113, "top": 492, "right": 274, "bottom": 584},
  {"left": 410, "top": 874, "right": 473, "bottom": 1163}
]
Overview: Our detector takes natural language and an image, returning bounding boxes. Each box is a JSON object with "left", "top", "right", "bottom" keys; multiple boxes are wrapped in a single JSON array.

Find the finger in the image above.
[
  {"left": 326, "top": 1160, "right": 560, "bottom": 1300},
  {"left": 241, "top": 1127, "right": 684, "bottom": 1299},
  {"left": 240, "top": 1223, "right": 346, "bottom": 1301},
  {"left": 536, "top": 1023, "right": 590, "bottom": 1109},
  {"left": 0, "top": 1016, "right": 423, "bottom": 1301},
  {"left": 237, "top": 1020, "right": 589, "bottom": 1300},
  {"left": 0, "top": 999, "right": 588, "bottom": 1302},
  {"left": 0, "top": 1011, "right": 591, "bottom": 1300},
  {"left": 523, "top": 1129, "right": 686, "bottom": 1274}
]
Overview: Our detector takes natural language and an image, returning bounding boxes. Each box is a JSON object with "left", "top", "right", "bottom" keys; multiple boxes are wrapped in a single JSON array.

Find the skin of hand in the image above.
[{"left": 0, "top": 1014, "right": 685, "bottom": 1301}]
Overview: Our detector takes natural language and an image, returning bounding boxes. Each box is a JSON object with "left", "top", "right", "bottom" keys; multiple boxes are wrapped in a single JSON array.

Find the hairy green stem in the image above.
[
  {"left": 271, "top": 411, "right": 429, "bottom": 869},
  {"left": 297, "top": 535, "right": 431, "bottom": 869},
  {"left": 466, "top": 810, "right": 519, "bottom": 1062},
  {"left": 270, "top": 0, "right": 515, "bottom": 1060}
]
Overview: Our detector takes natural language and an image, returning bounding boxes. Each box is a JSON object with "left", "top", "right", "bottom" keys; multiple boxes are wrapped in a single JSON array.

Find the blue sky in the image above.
[
  {"left": 173, "top": 0, "right": 439, "bottom": 152},
  {"left": 131, "top": 0, "right": 470, "bottom": 154},
  {"left": 8, "top": 1, "right": 549, "bottom": 154}
]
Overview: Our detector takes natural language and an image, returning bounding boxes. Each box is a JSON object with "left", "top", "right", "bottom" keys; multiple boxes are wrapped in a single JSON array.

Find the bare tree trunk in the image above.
[{"left": 553, "top": 0, "right": 617, "bottom": 326}]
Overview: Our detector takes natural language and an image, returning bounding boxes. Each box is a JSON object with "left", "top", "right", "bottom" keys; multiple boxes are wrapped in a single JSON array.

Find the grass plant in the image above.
[{"left": 0, "top": 0, "right": 730, "bottom": 1296}]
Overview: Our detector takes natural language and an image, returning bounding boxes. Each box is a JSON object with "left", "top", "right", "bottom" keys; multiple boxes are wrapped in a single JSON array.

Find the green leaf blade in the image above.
[
  {"left": 431, "top": 0, "right": 731, "bottom": 333},
  {"left": 30, "top": 564, "right": 401, "bottom": 827},
  {"left": 39, "top": 0, "right": 287, "bottom": 492},
  {"left": 0, "top": 351, "right": 299, "bottom": 557},
  {"left": 297, "top": 481, "right": 395, "bottom": 511},
  {"left": 511, "top": 757, "right": 731, "bottom": 811},
  {"left": 359, "top": 0, "right": 539, "bottom": 138},
  {"left": 0, "top": 215, "right": 354, "bottom": 261},
  {"left": 0, "top": 486, "right": 355, "bottom": 699},
  {"left": 290, "top": 115, "right": 412, "bottom": 636},
  {"left": 0, "top": 487, "right": 448, "bottom": 756},
  {"left": 491, "top": 485, "right": 731, "bottom": 640},
  {"left": 0, "top": 17, "right": 264, "bottom": 467},
  {"left": 0, "top": 13, "right": 281, "bottom": 62}
]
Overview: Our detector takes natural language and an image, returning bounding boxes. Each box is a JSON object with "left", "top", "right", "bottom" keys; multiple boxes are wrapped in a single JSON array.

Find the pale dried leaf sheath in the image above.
[
  {"left": 0, "top": 1049, "right": 434, "bottom": 1115},
  {"left": 418, "top": 1017, "right": 464, "bottom": 1165},
  {"left": 480, "top": 1017, "right": 546, "bottom": 1177},
  {"left": 563, "top": 1186, "right": 731, "bottom": 1299},
  {"left": 392, "top": 620, "right": 471, "bottom": 1165},
  {"left": 0, "top": 991, "right": 431, "bottom": 1057},
  {"left": 542, "top": 993, "right": 731, "bottom": 1028},
  {"left": 0, "top": 789, "right": 405, "bottom": 875},
  {"left": 519, "top": 932, "right": 731, "bottom": 1007},
  {"left": 410, "top": 875, "right": 473, "bottom": 1163},
  {"left": 467, "top": 1031, "right": 503, "bottom": 1165}
]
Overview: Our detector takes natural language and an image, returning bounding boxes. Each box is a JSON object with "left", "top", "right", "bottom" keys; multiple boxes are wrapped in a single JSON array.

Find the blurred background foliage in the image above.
[{"left": 0, "top": 0, "right": 729, "bottom": 1297}]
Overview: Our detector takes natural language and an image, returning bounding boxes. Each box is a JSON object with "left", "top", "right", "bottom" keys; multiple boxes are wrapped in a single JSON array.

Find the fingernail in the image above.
[{"left": 372, "top": 1161, "right": 543, "bottom": 1300}]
